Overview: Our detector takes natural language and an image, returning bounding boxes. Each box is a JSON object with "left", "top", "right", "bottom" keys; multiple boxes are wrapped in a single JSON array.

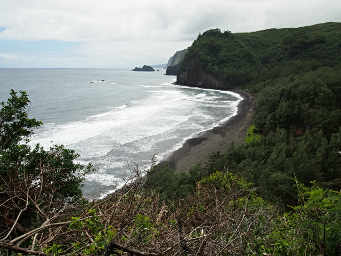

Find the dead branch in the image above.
[
  {"left": 0, "top": 241, "right": 46, "bottom": 255},
  {"left": 1, "top": 190, "right": 29, "bottom": 240},
  {"left": 9, "top": 217, "right": 89, "bottom": 245},
  {"left": 104, "top": 241, "right": 158, "bottom": 256}
]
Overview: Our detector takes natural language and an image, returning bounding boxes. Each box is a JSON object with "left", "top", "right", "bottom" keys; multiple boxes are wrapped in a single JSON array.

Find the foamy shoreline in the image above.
[
  {"left": 164, "top": 88, "right": 254, "bottom": 171},
  {"left": 95, "top": 87, "right": 253, "bottom": 200},
  {"left": 97, "top": 89, "right": 254, "bottom": 200}
]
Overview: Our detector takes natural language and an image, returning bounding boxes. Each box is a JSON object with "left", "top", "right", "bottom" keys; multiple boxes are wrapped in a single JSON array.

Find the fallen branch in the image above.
[
  {"left": 0, "top": 241, "right": 46, "bottom": 255},
  {"left": 104, "top": 241, "right": 158, "bottom": 256},
  {"left": 10, "top": 217, "right": 90, "bottom": 244}
]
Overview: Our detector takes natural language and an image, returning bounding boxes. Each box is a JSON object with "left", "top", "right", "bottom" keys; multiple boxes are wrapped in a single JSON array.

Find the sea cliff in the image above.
[
  {"left": 165, "top": 49, "right": 187, "bottom": 75},
  {"left": 176, "top": 23, "right": 341, "bottom": 91},
  {"left": 176, "top": 57, "right": 225, "bottom": 89}
]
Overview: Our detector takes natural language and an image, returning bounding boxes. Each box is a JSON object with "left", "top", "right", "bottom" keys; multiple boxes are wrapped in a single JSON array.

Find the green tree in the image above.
[
  {"left": 0, "top": 90, "right": 93, "bottom": 245},
  {"left": 0, "top": 90, "right": 41, "bottom": 149}
]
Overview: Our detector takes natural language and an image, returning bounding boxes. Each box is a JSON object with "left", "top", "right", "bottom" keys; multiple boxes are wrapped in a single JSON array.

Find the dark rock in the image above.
[
  {"left": 166, "top": 65, "right": 181, "bottom": 76},
  {"left": 177, "top": 58, "right": 225, "bottom": 90},
  {"left": 132, "top": 65, "right": 155, "bottom": 72}
]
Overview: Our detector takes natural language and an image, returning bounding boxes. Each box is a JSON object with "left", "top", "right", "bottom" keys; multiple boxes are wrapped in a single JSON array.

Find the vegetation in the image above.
[
  {"left": 180, "top": 22, "right": 341, "bottom": 88},
  {"left": 0, "top": 90, "right": 93, "bottom": 255},
  {"left": 1, "top": 22, "right": 341, "bottom": 255},
  {"left": 205, "top": 66, "right": 340, "bottom": 206},
  {"left": 1, "top": 90, "right": 339, "bottom": 256},
  {"left": 177, "top": 22, "right": 341, "bottom": 207}
]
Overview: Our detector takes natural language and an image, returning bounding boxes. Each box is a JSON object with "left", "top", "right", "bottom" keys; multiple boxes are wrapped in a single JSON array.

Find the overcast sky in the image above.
[{"left": 0, "top": 0, "right": 340, "bottom": 68}]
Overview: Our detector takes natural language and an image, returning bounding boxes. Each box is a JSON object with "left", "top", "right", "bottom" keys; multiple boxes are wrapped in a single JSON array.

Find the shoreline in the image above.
[
  {"left": 163, "top": 88, "right": 254, "bottom": 171},
  {"left": 97, "top": 88, "right": 254, "bottom": 200}
]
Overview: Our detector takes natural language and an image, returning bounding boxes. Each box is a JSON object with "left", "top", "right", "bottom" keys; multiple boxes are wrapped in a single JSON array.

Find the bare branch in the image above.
[
  {"left": 104, "top": 241, "right": 158, "bottom": 256},
  {"left": 1, "top": 190, "right": 29, "bottom": 240},
  {"left": 0, "top": 241, "right": 46, "bottom": 255},
  {"left": 10, "top": 217, "right": 90, "bottom": 244}
]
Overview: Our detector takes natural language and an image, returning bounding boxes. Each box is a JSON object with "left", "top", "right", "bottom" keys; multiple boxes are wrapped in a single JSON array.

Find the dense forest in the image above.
[
  {"left": 175, "top": 22, "right": 341, "bottom": 205},
  {"left": 0, "top": 22, "right": 341, "bottom": 255}
]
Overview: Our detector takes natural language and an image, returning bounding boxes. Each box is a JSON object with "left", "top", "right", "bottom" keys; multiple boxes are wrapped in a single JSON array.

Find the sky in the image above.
[{"left": 0, "top": 0, "right": 340, "bottom": 68}]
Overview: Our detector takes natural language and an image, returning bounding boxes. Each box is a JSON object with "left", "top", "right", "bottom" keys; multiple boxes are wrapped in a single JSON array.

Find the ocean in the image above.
[{"left": 0, "top": 68, "right": 242, "bottom": 199}]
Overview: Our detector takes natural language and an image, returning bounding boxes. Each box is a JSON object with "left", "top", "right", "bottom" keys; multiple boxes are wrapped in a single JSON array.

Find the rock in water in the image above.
[{"left": 132, "top": 65, "right": 155, "bottom": 72}]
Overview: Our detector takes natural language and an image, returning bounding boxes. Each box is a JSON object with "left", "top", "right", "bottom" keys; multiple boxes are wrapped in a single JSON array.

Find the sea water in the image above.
[{"left": 0, "top": 69, "right": 242, "bottom": 199}]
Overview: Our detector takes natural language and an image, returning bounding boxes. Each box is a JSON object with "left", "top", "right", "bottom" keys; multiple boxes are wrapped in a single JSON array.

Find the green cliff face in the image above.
[{"left": 177, "top": 22, "right": 341, "bottom": 89}]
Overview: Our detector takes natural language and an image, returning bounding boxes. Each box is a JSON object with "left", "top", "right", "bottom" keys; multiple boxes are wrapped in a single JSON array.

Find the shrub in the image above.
[{"left": 0, "top": 90, "right": 93, "bottom": 246}]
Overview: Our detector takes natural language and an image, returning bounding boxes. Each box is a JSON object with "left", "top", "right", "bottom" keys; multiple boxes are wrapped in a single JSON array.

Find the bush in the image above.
[
  {"left": 259, "top": 182, "right": 341, "bottom": 255},
  {"left": 0, "top": 90, "right": 93, "bottom": 243}
]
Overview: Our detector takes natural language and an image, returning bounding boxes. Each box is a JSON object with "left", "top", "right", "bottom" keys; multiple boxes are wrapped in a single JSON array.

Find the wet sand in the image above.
[{"left": 164, "top": 89, "right": 254, "bottom": 171}]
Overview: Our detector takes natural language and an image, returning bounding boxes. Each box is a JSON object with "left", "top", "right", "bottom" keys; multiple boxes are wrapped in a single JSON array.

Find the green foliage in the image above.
[
  {"left": 44, "top": 243, "right": 63, "bottom": 256},
  {"left": 200, "top": 170, "right": 253, "bottom": 191},
  {"left": 144, "top": 163, "right": 200, "bottom": 201},
  {"left": 180, "top": 22, "right": 341, "bottom": 88},
  {"left": 132, "top": 214, "right": 156, "bottom": 244},
  {"left": 0, "top": 90, "right": 93, "bottom": 242},
  {"left": 158, "top": 23, "right": 341, "bottom": 208},
  {"left": 46, "top": 209, "right": 117, "bottom": 255},
  {"left": 258, "top": 183, "right": 341, "bottom": 255},
  {"left": 191, "top": 65, "right": 341, "bottom": 206},
  {"left": 0, "top": 89, "right": 41, "bottom": 149},
  {"left": 177, "top": 24, "right": 341, "bottom": 207},
  {"left": 201, "top": 171, "right": 269, "bottom": 213},
  {"left": 2, "top": 22, "right": 341, "bottom": 254},
  {"left": 44, "top": 171, "right": 340, "bottom": 255},
  {"left": 245, "top": 125, "right": 261, "bottom": 144},
  {"left": 254, "top": 68, "right": 341, "bottom": 135}
]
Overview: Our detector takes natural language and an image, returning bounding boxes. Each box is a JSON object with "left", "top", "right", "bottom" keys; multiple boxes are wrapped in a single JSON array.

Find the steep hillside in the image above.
[
  {"left": 177, "top": 22, "right": 341, "bottom": 89},
  {"left": 175, "top": 22, "right": 341, "bottom": 207}
]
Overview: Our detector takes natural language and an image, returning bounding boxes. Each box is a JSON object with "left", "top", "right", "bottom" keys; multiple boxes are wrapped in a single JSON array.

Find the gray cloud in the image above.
[
  {"left": 0, "top": 0, "right": 340, "bottom": 67},
  {"left": 263, "top": 0, "right": 341, "bottom": 29}
]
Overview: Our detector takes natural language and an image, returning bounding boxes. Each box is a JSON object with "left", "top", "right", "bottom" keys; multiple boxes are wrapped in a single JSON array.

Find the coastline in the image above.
[
  {"left": 98, "top": 88, "right": 254, "bottom": 200},
  {"left": 164, "top": 89, "right": 254, "bottom": 171}
]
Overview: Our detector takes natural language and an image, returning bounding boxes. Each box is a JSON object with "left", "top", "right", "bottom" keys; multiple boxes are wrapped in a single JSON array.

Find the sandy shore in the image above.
[{"left": 164, "top": 89, "right": 255, "bottom": 171}]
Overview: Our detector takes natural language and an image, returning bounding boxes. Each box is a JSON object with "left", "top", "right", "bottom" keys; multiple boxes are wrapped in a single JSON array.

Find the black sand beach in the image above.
[{"left": 165, "top": 90, "right": 254, "bottom": 171}]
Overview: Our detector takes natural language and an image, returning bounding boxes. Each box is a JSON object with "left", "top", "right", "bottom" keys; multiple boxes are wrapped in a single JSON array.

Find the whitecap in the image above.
[{"left": 30, "top": 79, "right": 243, "bottom": 199}]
